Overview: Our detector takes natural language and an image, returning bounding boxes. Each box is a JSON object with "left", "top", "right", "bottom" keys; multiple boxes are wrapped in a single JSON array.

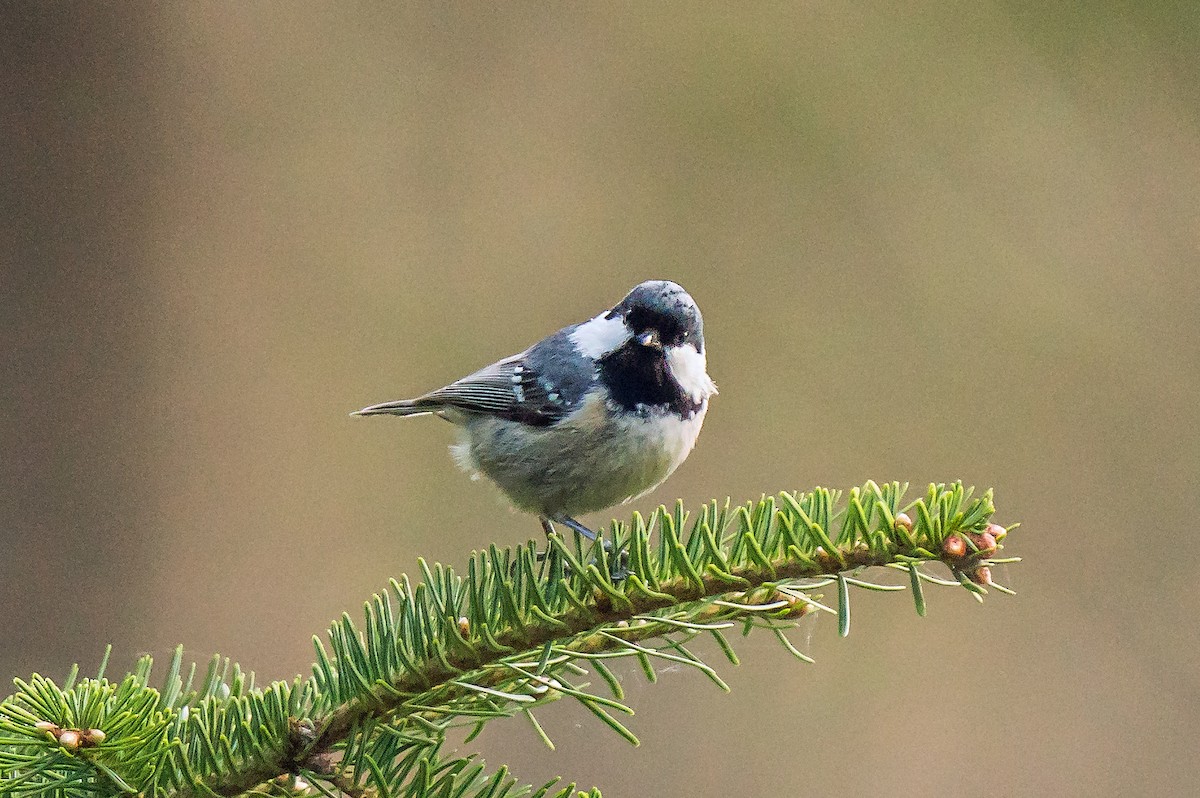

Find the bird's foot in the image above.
[{"left": 538, "top": 516, "right": 630, "bottom": 582}]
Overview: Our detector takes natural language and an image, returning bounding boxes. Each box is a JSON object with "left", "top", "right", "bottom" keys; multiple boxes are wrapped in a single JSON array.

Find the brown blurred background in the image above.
[{"left": 3, "top": 2, "right": 1198, "bottom": 795}]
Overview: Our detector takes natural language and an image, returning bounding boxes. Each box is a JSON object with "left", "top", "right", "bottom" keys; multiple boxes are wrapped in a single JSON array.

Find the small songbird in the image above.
[{"left": 352, "top": 280, "right": 717, "bottom": 541}]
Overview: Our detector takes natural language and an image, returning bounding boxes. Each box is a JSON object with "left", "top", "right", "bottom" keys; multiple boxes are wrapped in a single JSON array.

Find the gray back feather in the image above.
[{"left": 414, "top": 327, "right": 600, "bottom": 426}]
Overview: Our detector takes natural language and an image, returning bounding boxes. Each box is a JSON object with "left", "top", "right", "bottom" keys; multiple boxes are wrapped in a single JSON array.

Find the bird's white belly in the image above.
[{"left": 452, "top": 393, "right": 708, "bottom": 517}]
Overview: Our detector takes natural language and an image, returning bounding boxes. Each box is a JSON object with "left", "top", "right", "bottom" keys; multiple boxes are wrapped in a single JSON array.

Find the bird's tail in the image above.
[{"left": 350, "top": 399, "right": 438, "bottom": 418}]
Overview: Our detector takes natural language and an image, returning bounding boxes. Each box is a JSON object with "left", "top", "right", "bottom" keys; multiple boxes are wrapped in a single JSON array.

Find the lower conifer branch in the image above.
[{"left": 0, "top": 482, "right": 1016, "bottom": 798}]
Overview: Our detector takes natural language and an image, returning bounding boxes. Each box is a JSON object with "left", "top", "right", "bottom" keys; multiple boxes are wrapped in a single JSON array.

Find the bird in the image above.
[{"left": 352, "top": 280, "right": 716, "bottom": 543}]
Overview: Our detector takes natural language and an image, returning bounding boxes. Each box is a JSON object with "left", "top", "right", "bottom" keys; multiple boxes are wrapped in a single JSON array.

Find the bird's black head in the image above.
[
  {"left": 607, "top": 280, "right": 705, "bottom": 353},
  {"left": 595, "top": 281, "right": 710, "bottom": 418}
]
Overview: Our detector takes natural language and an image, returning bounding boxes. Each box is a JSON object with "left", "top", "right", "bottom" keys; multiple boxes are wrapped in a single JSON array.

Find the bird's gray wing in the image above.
[
  {"left": 415, "top": 352, "right": 571, "bottom": 426},
  {"left": 355, "top": 327, "right": 599, "bottom": 424}
]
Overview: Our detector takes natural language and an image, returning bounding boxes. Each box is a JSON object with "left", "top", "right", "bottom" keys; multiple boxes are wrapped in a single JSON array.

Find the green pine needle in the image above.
[{"left": 0, "top": 481, "right": 1017, "bottom": 798}]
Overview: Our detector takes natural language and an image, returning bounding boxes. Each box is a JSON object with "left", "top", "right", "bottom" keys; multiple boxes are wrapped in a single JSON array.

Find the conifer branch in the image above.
[{"left": 0, "top": 482, "right": 1018, "bottom": 798}]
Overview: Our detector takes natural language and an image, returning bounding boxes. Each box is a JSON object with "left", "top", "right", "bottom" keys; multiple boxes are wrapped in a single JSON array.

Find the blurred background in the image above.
[{"left": 3, "top": 2, "right": 1198, "bottom": 795}]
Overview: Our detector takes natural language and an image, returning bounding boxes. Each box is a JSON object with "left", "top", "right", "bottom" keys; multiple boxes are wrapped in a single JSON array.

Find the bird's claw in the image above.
[{"left": 537, "top": 516, "right": 630, "bottom": 582}]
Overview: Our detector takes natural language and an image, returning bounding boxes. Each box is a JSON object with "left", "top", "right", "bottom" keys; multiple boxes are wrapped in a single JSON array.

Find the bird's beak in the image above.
[{"left": 636, "top": 330, "right": 662, "bottom": 349}]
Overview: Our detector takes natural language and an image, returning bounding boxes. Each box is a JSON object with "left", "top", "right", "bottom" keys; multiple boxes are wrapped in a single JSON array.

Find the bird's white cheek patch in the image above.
[
  {"left": 667, "top": 345, "right": 717, "bottom": 401},
  {"left": 570, "top": 313, "right": 629, "bottom": 358}
]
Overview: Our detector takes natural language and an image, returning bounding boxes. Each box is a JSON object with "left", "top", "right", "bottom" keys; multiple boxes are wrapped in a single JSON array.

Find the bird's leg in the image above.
[
  {"left": 554, "top": 515, "right": 630, "bottom": 581},
  {"left": 533, "top": 515, "right": 629, "bottom": 581},
  {"left": 554, "top": 515, "right": 596, "bottom": 540},
  {"left": 535, "top": 515, "right": 565, "bottom": 580}
]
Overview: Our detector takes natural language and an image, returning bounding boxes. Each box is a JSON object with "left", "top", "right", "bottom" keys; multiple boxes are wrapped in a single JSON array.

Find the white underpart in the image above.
[
  {"left": 570, "top": 312, "right": 630, "bottom": 358},
  {"left": 451, "top": 391, "right": 711, "bottom": 516},
  {"left": 666, "top": 344, "right": 717, "bottom": 401}
]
